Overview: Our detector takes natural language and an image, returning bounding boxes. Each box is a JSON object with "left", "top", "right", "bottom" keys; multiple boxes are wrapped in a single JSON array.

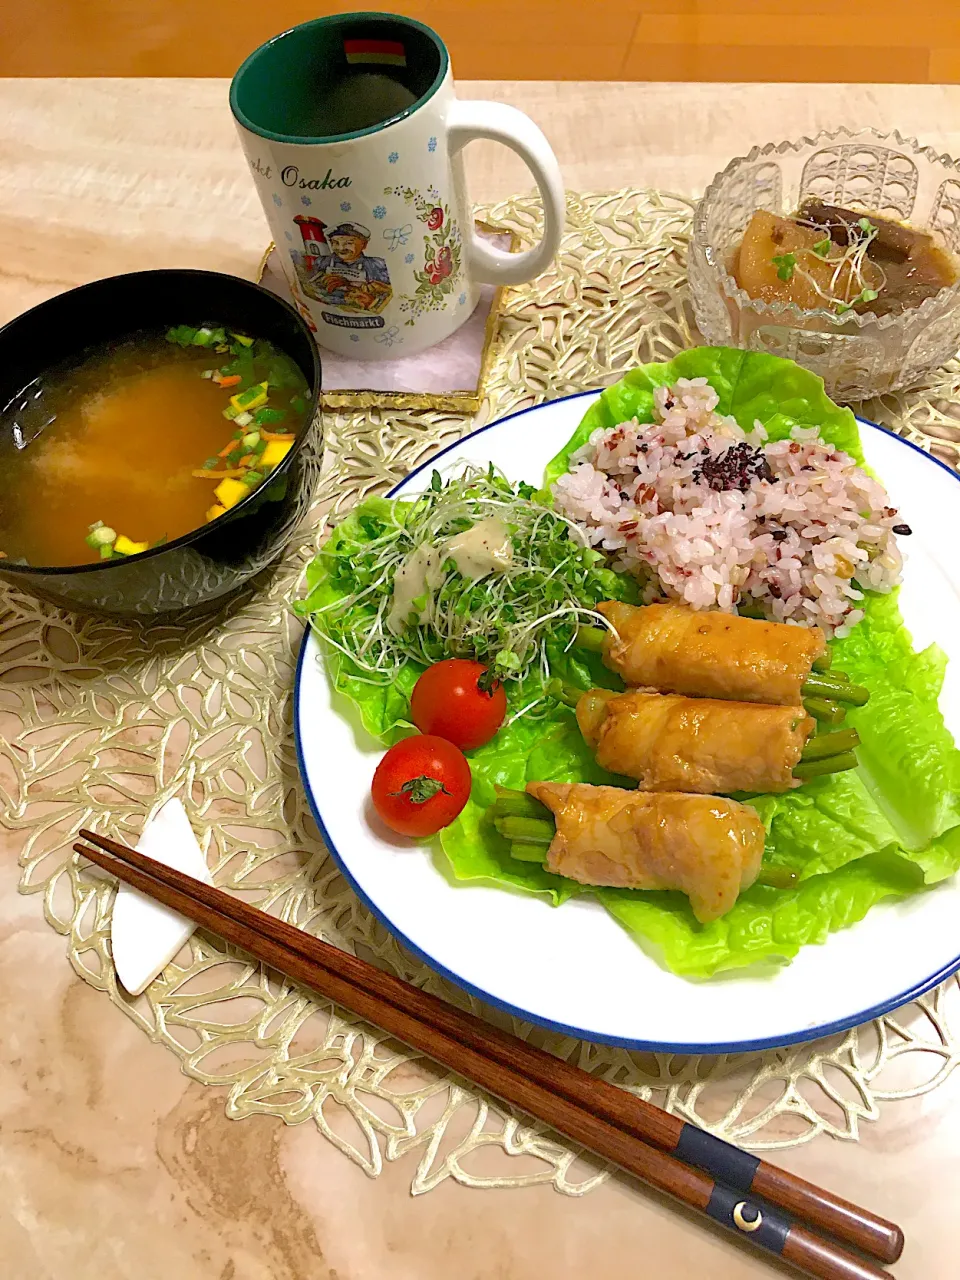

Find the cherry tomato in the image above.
[
  {"left": 410, "top": 659, "right": 507, "bottom": 751},
  {"left": 371, "top": 734, "right": 472, "bottom": 837}
]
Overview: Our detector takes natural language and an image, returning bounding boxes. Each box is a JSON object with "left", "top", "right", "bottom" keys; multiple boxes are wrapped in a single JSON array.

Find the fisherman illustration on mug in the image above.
[{"left": 309, "top": 222, "right": 392, "bottom": 313}]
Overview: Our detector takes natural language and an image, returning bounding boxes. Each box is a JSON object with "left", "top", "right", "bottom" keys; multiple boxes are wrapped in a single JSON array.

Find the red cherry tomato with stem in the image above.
[
  {"left": 410, "top": 659, "right": 507, "bottom": 751},
  {"left": 371, "top": 734, "right": 471, "bottom": 837}
]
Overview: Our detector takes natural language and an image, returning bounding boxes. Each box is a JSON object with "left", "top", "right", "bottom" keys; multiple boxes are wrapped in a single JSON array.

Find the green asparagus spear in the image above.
[
  {"left": 509, "top": 842, "right": 548, "bottom": 864},
  {"left": 801, "top": 673, "right": 869, "bottom": 706},
  {"left": 575, "top": 625, "right": 609, "bottom": 654},
  {"left": 494, "top": 815, "right": 555, "bottom": 846},
  {"left": 546, "top": 678, "right": 583, "bottom": 709},
  {"left": 492, "top": 788, "right": 552, "bottom": 820},
  {"left": 803, "top": 696, "right": 846, "bottom": 725},
  {"left": 756, "top": 866, "right": 800, "bottom": 889},
  {"left": 799, "top": 728, "right": 860, "bottom": 761},
  {"left": 793, "top": 750, "right": 859, "bottom": 779}
]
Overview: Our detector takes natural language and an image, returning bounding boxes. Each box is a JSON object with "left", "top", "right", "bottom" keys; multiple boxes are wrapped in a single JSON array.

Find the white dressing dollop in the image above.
[
  {"left": 386, "top": 518, "right": 514, "bottom": 633},
  {"left": 445, "top": 518, "right": 514, "bottom": 581}
]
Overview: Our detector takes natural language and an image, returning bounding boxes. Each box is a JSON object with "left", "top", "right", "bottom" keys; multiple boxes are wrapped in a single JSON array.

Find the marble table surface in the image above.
[{"left": 3, "top": 79, "right": 960, "bottom": 1280}]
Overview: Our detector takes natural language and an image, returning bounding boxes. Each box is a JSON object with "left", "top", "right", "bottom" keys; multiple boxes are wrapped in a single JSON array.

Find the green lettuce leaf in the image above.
[
  {"left": 543, "top": 347, "right": 862, "bottom": 490},
  {"left": 596, "top": 853, "right": 923, "bottom": 977}
]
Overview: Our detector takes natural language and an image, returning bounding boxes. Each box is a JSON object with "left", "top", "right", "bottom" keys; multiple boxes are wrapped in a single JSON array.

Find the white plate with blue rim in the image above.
[{"left": 294, "top": 391, "right": 960, "bottom": 1052}]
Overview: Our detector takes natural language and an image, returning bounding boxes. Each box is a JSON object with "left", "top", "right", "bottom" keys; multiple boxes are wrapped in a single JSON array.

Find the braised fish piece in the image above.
[
  {"left": 596, "top": 600, "right": 827, "bottom": 705},
  {"left": 577, "top": 688, "right": 814, "bottom": 794},
  {"left": 526, "top": 781, "right": 765, "bottom": 923}
]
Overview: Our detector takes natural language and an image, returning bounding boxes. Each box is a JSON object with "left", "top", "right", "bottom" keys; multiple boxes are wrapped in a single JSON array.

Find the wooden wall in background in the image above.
[{"left": 1, "top": 0, "right": 957, "bottom": 81}]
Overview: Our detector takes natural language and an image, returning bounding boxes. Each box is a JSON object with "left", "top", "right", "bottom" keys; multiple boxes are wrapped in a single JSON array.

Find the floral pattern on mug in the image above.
[{"left": 387, "top": 185, "right": 463, "bottom": 325}]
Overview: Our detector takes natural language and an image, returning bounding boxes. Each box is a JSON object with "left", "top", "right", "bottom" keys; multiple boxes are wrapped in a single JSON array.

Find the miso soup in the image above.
[{"left": 0, "top": 324, "right": 310, "bottom": 568}]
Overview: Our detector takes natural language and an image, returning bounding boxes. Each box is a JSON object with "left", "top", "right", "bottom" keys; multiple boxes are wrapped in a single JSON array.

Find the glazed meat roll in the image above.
[
  {"left": 525, "top": 781, "right": 765, "bottom": 923},
  {"left": 596, "top": 600, "right": 827, "bottom": 706},
  {"left": 576, "top": 688, "right": 814, "bottom": 794}
]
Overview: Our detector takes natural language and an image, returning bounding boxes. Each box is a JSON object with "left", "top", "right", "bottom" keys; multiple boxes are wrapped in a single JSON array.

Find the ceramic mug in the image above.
[{"left": 230, "top": 12, "right": 565, "bottom": 360}]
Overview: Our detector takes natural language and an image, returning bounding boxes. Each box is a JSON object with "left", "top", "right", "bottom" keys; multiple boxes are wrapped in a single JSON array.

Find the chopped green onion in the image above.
[
  {"left": 85, "top": 523, "right": 116, "bottom": 549},
  {"left": 244, "top": 470, "right": 264, "bottom": 485},
  {"left": 223, "top": 404, "right": 240, "bottom": 420},
  {"left": 234, "top": 410, "right": 254, "bottom": 428},
  {"left": 254, "top": 406, "right": 287, "bottom": 426},
  {"left": 202, "top": 457, "right": 219, "bottom": 470},
  {"left": 166, "top": 324, "right": 198, "bottom": 347},
  {"left": 192, "top": 328, "right": 214, "bottom": 346},
  {"left": 242, "top": 431, "right": 261, "bottom": 449},
  {"left": 231, "top": 381, "right": 269, "bottom": 412},
  {"left": 200, "top": 369, "right": 214, "bottom": 379},
  {"left": 99, "top": 545, "right": 115, "bottom": 560},
  {"left": 227, "top": 449, "right": 243, "bottom": 466},
  {"left": 231, "top": 332, "right": 254, "bottom": 347}
]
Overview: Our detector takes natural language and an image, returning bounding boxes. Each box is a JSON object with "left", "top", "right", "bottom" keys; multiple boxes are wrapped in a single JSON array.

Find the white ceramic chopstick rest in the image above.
[{"left": 109, "top": 797, "right": 212, "bottom": 996}]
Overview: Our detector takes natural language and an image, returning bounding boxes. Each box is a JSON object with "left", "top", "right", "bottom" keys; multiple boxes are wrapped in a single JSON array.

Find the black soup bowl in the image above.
[{"left": 0, "top": 269, "right": 322, "bottom": 617}]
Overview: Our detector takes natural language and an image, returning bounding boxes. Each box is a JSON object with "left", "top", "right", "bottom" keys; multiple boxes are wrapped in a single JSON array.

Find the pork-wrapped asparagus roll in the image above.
[
  {"left": 576, "top": 688, "right": 821, "bottom": 794},
  {"left": 586, "top": 601, "right": 860, "bottom": 709},
  {"left": 513, "top": 782, "right": 766, "bottom": 923}
]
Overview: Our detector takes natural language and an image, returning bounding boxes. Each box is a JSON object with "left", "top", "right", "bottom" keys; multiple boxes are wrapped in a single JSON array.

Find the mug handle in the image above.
[{"left": 447, "top": 101, "right": 565, "bottom": 286}]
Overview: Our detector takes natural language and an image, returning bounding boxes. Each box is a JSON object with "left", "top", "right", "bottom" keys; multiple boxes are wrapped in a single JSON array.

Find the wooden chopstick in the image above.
[{"left": 76, "top": 830, "right": 900, "bottom": 1280}]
